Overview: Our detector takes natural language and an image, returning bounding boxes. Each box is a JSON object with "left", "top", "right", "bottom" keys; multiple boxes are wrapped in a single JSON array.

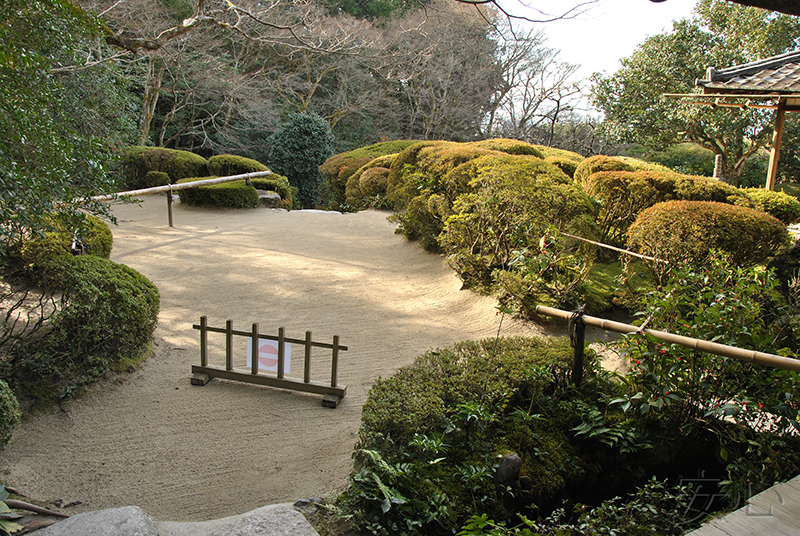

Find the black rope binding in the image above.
[{"left": 568, "top": 304, "right": 586, "bottom": 348}]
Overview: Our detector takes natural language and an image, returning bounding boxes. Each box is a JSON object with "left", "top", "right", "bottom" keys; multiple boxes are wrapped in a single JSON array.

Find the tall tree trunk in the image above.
[{"left": 136, "top": 56, "right": 165, "bottom": 146}]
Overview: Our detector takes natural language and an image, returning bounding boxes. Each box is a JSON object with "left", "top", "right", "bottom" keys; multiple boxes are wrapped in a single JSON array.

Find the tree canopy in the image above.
[{"left": 591, "top": 0, "right": 800, "bottom": 186}]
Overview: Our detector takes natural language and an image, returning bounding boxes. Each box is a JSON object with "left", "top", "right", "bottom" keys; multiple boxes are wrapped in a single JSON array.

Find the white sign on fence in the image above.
[{"left": 246, "top": 337, "right": 291, "bottom": 373}]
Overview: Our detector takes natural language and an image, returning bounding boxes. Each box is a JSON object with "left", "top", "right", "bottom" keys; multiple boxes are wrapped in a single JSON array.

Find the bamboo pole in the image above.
[
  {"left": 535, "top": 305, "right": 800, "bottom": 373},
  {"left": 277, "top": 327, "right": 285, "bottom": 380},
  {"left": 251, "top": 323, "right": 259, "bottom": 375},
  {"left": 91, "top": 170, "right": 273, "bottom": 201},
  {"left": 226, "top": 319, "right": 233, "bottom": 371},
  {"left": 331, "top": 335, "right": 340, "bottom": 387},
  {"left": 304, "top": 331, "right": 312, "bottom": 384}
]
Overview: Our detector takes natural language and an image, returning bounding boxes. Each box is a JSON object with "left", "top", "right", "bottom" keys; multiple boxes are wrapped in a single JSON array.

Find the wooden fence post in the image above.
[
  {"left": 304, "top": 331, "right": 312, "bottom": 384},
  {"left": 277, "top": 327, "right": 285, "bottom": 379},
  {"left": 200, "top": 315, "right": 208, "bottom": 367},
  {"left": 331, "top": 335, "right": 340, "bottom": 388},
  {"left": 251, "top": 323, "right": 259, "bottom": 375},
  {"left": 226, "top": 319, "right": 233, "bottom": 371}
]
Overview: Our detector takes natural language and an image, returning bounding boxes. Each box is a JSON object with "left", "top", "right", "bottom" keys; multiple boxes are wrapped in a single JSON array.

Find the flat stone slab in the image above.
[
  {"left": 33, "top": 506, "right": 158, "bottom": 536},
  {"left": 33, "top": 503, "right": 319, "bottom": 536}
]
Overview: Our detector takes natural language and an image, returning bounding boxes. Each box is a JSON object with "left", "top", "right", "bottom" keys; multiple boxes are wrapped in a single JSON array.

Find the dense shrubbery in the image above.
[
  {"left": 742, "top": 187, "right": 800, "bottom": 224},
  {"left": 145, "top": 171, "right": 170, "bottom": 188},
  {"left": 585, "top": 170, "right": 752, "bottom": 246},
  {"left": 0, "top": 380, "right": 20, "bottom": 448},
  {"left": 207, "top": 154, "right": 269, "bottom": 176},
  {"left": 176, "top": 178, "right": 260, "bottom": 209},
  {"left": 320, "top": 140, "right": 419, "bottom": 210},
  {"left": 334, "top": 257, "right": 800, "bottom": 536},
  {"left": 2, "top": 255, "right": 159, "bottom": 410},
  {"left": 118, "top": 146, "right": 209, "bottom": 190},
  {"left": 251, "top": 176, "right": 294, "bottom": 209},
  {"left": 20, "top": 213, "right": 113, "bottom": 279},
  {"left": 573, "top": 155, "right": 634, "bottom": 184},
  {"left": 268, "top": 112, "right": 336, "bottom": 208},
  {"left": 627, "top": 201, "right": 790, "bottom": 283}
]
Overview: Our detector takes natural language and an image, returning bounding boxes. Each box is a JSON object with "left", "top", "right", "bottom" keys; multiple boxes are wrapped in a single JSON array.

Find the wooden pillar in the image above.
[
  {"left": 251, "top": 323, "right": 259, "bottom": 375},
  {"left": 199, "top": 315, "right": 208, "bottom": 367},
  {"left": 277, "top": 327, "right": 285, "bottom": 379},
  {"left": 225, "top": 320, "right": 233, "bottom": 371},
  {"left": 766, "top": 99, "right": 787, "bottom": 191},
  {"left": 304, "top": 331, "right": 312, "bottom": 384},
  {"left": 331, "top": 335, "right": 340, "bottom": 387}
]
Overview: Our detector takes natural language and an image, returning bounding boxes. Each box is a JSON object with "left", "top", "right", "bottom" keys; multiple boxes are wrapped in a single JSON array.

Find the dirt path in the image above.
[{"left": 0, "top": 195, "right": 546, "bottom": 522}]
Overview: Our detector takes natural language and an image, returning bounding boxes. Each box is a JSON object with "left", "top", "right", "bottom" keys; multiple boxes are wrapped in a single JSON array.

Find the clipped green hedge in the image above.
[
  {"left": 627, "top": 201, "right": 790, "bottom": 275},
  {"left": 586, "top": 170, "right": 752, "bottom": 247},
  {"left": 251, "top": 175, "right": 294, "bottom": 209},
  {"left": 469, "top": 138, "right": 543, "bottom": 157},
  {"left": 176, "top": 177, "right": 259, "bottom": 208},
  {"left": 320, "top": 140, "right": 420, "bottom": 210},
  {"left": 145, "top": 171, "right": 170, "bottom": 188},
  {"left": 742, "top": 187, "right": 800, "bottom": 224},
  {"left": 208, "top": 154, "right": 269, "bottom": 176},
  {"left": 0, "top": 380, "right": 20, "bottom": 448},
  {"left": 573, "top": 155, "right": 634, "bottom": 184},
  {"left": 5, "top": 255, "right": 160, "bottom": 407},
  {"left": 21, "top": 213, "right": 113, "bottom": 277},
  {"left": 118, "top": 146, "right": 209, "bottom": 190},
  {"left": 533, "top": 145, "right": 584, "bottom": 162},
  {"left": 545, "top": 155, "right": 580, "bottom": 178},
  {"left": 344, "top": 154, "right": 396, "bottom": 210}
]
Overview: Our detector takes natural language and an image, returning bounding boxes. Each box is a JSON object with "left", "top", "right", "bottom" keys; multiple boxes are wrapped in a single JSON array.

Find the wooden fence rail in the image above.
[{"left": 191, "top": 316, "right": 347, "bottom": 407}]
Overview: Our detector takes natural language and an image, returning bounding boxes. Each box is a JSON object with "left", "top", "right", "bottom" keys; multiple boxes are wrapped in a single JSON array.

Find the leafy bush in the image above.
[
  {"left": 207, "top": 154, "right": 269, "bottom": 176},
  {"left": 4, "top": 255, "right": 159, "bottom": 407},
  {"left": 145, "top": 171, "right": 170, "bottom": 188},
  {"left": 742, "top": 187, "right": 800, "bottom": 224},
  {"left": 0, "top": 380, "right": 20, "bottom": 448},
  {"left": 268, "top": 112, "right": 335, "bottom": 208},
  {"left": 386, "top": 141, "right": 444, "bottom": 206},
  {"left": 118, "top": 146, "right": 208, "bottom": 189},
  {"left": 344, "top": 155, "right": 396, "bottom": 210},
  {"left": 573, "top": 155, "right": 633, "bottom": 184},
  {"left": 627, "top": 201, "right": 790, "bottom": 282},
  {"left": 613, "top": 254, "right": 800, "bottom": 504},
  {"left": 176, "top": 178, "right": 260, "bottom": 209},
  {"left": 320, "top": 140, "right": 419, "bottom": 209},
  {"left": 21, "top": 213, "right": 113, "bottom": 277},
  {"left": 586, "top": 170, "right": 752, "bottom": 247},
  {"left": 438, "top": 154, "right": 596, "bottom": 309}
]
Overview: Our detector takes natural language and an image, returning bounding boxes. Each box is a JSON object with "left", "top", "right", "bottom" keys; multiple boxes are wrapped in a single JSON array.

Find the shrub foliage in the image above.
[
  {"left": 176, "top": 178, "right": 260, "bottom": 209},
  {"left": 118, "top": 146, "right": 209, "bottom": 189}
]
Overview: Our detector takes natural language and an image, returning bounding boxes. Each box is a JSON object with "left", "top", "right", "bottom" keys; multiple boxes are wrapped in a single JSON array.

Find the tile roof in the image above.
[{"left": 696, "top": 50, "right": 800, "bottom": 94}]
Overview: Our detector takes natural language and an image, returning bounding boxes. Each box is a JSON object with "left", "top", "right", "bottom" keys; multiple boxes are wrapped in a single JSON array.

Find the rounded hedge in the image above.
[
  {"left": 344, "top": 155, "right": 396, "bottom": 209},
  {"left": 627, "top": 200, "right": 790, "bottom": 269},
  {"left": 118, "top": 146, "right": 209, "bottom": 190},
  {"left": 251, "top": 175, "right": 294, "bottom": 209},
  {"left": 586, "top": 170, "right": 751, "bottom": 247},
  {"left": 742, "top": 187, "right": 800, "bottom": 224},
  {"left": 469, "top": 138, "right": 544, "bottom": 157},
  {"left": 545, "top": 155, "right": 579, "bottom": 178},
  {"left": 208, "top": 154, "right": 269, "bottom": 176},
  {"left": 0, "top": 380, "right": 20, "bottom": 448},
  {"left": 21, "top": 213, "right": 113, "bottom": 277},
  {"left": 145, "top": 171, "right": 171, "bottom": 188},
  {"left": 573, "top": 155, "right": 634, "bottom": 184},
  {"left": 176, "top": 178, "right": 260, "bottom": 209}
]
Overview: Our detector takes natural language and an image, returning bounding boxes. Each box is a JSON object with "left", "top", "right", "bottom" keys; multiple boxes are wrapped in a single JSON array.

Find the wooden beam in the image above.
[{"left": 766, "top": 98, "right": 787, "bottom": 191}]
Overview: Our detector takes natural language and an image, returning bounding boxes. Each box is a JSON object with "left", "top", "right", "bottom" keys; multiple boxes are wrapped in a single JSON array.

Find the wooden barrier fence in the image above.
[{"left": 191, "top": 316, "right": 347, "bottom": 407}]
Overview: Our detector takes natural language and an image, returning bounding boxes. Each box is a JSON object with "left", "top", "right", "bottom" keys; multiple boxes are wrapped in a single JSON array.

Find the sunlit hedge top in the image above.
[
  {"left": 627, "top": 200, "right": 790, "bottom": 268},
  {"left": 118, "top": 146, "right": 209, "bottom": 190}
]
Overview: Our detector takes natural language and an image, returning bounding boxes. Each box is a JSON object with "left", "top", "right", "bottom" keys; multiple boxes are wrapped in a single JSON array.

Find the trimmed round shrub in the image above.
[
  {"left": 320, "top": 140, "right": 419, "bottom": 209},
  {"left": 21, "top": 213, "right": 113, "bottom": 277},
  {"left": 742, "top": 187, "right": 800, "bottom": 224},
  {"left": 386, "top": 141, "right": 444, "bottom": 204},
  {"left": 176, "top": 178, "right": 259, "bottom": 208},
  {"left": 627, "top": 201, "right": 790, "bottom": 272},
  {"left": 145, "top": 171, "right": 170, "bottom": 188},
  {"left": 533, "top": 145, "right": 584, "bottom": 162},
  {"left": 573, "top": 155, "right": 633, "bottom": 184},
  {"left": 6, "top": 256, "right": 160, "bottom": 406},
  {"left": 468, "top": 138, "right": 543, "bottom": 157},
  {"left": 118, "top": 146, "right": 208, "bottom": 189},
  {"left": 344, "top": 155, "right": 396, "bottom": 210},
  {"left": 268, "top": 112, "right": 335, "bottom": 208},
  {"left": 359, "top": 167, "right": 390, "bottom": 197},
  {"left": 615, "top": 156, "right": 673, "bottom": 173},
  {"left": 586, "top": 170, "right": 752, "bottom": 247},
  {"left": 0, "top": 380, "right": 20, "bottom": 448},
  {"left": 208, "top": 154, "right": 269, "bottom": 176}
]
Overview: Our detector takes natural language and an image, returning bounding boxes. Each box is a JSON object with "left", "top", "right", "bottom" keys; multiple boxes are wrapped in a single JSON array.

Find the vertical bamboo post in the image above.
[
  {"left": 199, "top": 315, "right": 208, "bottom": 367},
  {"left": 251, "top": 323, "right": 259, "bottom": 375},
  {"left": 766, "top": 98, "right": 787, "bottom": 191},
  {"left": 570, "top": 315, "right": 586, "bottom": 387},
  {"left": 167, "top": 185, "right": 174, "bottom": 227},
  {"left": 277, "top": 327, "right": 285, "bottom": 379},
  {"left": 304, "top": 331, "right": 312, "bottom": 384},
  {"left": 226, "top": 319, "right": 233, "bottom": 371},
  {"left": 331, "top": 335, "right": 340, "bottom": 387}
]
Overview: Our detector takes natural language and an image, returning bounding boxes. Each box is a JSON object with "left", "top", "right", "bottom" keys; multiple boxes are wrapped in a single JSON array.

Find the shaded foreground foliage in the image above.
[{"left": 329, "top": 255, "right": 800, "bottom": 535}]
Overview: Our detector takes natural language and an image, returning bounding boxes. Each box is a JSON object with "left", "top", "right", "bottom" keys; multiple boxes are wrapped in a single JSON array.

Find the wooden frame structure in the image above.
[
  {"left": 191, "top": 316, "right": 348, "bottom": 407},
  {"left": 665, "top": 50, "right": 800, "bottom": 190}
]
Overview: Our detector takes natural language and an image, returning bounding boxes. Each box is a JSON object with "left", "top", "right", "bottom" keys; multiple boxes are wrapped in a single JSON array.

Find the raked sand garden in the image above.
[{"left": 0, "top": 194, "right": 546, "bottom": 522}]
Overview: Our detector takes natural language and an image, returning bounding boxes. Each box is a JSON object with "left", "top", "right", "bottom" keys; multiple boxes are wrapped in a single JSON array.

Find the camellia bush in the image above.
[{"left": 627, "top": 200, "right": 790, "bottom": 283}]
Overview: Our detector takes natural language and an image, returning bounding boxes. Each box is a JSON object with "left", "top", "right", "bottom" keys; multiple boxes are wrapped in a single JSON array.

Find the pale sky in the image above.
[{"left": 504, "top": 0, "right": 700, "bottom": 79}]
